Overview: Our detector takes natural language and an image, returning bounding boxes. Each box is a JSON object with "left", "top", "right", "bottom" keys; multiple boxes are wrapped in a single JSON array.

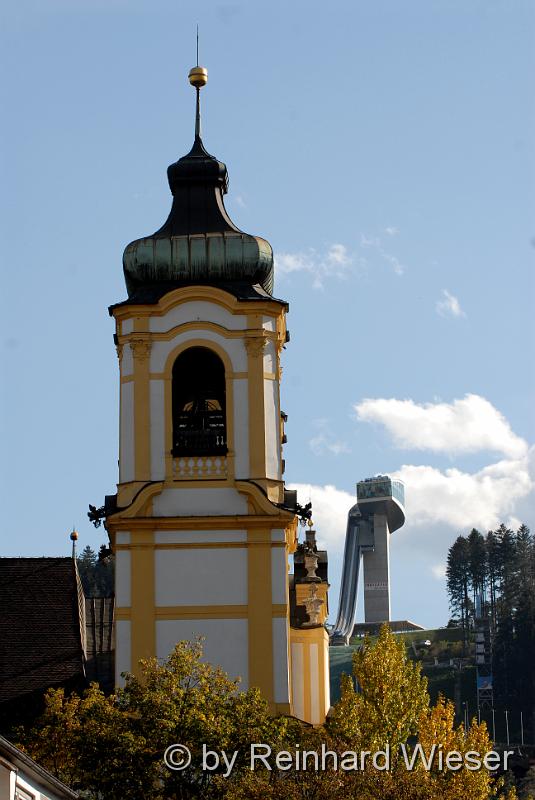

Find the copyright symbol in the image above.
[{"left": 164, "top": 744, "right": 191, "bottom": 771}]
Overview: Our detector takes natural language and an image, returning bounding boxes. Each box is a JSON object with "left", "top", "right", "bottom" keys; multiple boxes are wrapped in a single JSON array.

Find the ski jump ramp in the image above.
[{"left": 330, "top": 476, "right": 406, "bottom": 646}]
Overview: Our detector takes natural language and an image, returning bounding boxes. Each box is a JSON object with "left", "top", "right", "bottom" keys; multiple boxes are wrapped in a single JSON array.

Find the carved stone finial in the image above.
[
  {"left": 302, "top": 584, "right": 324, "bottom": 627},
  {"left": 305, "top": 526, "right": 317, "bottom": 550},
  {"left": 303, "top": 550, "right": 321, "bottom": 582}
]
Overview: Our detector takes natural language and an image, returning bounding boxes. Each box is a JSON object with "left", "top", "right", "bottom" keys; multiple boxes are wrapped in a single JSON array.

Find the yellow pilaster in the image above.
[
  {"left": 289, "top": 625, "right": 330, "bottom": 726},
  {"left": 247, "top": 528, "right": 274, "bottom": 706},
  {"left": 130, "top": 530, "right": 155, "bottom": 674},
  {"left": 246, "top": 315, "right": 267, "bottom": 482},
  {"left": 132, "top": 318, "right": 151, "bottom": 482}
]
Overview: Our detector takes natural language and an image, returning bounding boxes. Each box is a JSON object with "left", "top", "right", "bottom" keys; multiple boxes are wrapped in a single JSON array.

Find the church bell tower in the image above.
[{"left": 104, "top": 64, "right": 330, "bottom": 721}]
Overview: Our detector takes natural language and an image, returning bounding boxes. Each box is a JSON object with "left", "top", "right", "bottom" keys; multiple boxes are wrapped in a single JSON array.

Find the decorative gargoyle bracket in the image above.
[
  {"left": 295, "top": 501, "right": 312, "bottom": 525},
  {"left": 88, "top": 504, "right": 106, "bottom": 528}
]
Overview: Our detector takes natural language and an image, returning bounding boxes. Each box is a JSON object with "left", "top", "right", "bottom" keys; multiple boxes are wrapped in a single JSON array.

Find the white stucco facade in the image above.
[
  {"left": 154, "top": 548, "right": 248, "bottom": 606},
  {"left": 156, "top": 618, "right": 249, "bottom": 684},
  {"left": 111, "top": 289, "right": 296, "bottom": 712}
]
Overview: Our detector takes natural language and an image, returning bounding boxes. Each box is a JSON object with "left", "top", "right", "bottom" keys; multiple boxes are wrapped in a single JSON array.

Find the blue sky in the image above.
[{"left": 1, "top": 0, "right": 534, "bottom": 628}]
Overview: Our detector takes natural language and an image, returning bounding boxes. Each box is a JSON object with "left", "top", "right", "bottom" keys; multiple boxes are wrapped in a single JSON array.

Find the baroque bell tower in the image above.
[{"left": 104, "top": 64, "right": 329, "bottom": 721}]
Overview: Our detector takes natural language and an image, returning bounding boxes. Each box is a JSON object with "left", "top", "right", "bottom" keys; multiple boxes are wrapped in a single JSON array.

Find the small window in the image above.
[{"left": 172, "top": 347, "right": 227, "bottom": 457}]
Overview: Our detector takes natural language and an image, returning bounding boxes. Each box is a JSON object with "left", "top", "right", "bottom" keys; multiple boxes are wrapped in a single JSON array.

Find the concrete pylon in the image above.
[{"left": 357, "top": 477, "right": 405, "bottom": 624}]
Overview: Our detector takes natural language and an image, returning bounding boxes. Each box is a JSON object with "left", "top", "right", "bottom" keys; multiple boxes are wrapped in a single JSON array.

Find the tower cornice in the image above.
[{"left": 110, "top": 283, "right": 288, "bottom": 320}]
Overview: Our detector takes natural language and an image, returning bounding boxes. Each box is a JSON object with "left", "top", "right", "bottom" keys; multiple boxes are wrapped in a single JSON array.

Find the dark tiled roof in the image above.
[{"left": 0, "top": 558, "right": 86, "bottom": 705}]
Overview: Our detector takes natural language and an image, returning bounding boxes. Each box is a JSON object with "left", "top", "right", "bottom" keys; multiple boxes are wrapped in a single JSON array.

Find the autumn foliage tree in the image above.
[
  {"left": 18, "top": 629, "right": 516, "bottom": 800},
  {"left": 328, "top": 624, "right": 429, "bottom": 752},
  {"left": 19, "top": 640, "right": 288, "bottom": 800}
]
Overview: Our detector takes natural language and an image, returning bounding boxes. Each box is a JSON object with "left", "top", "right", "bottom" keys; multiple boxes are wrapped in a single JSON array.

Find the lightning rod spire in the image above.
[{"left": 188, "top": 26, "right": 208, "bottom": 141}]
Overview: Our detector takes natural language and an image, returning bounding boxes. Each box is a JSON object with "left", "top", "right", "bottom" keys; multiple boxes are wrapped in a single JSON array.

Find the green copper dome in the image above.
[{"left": 123, "top": 131, "right": 274, "bottom": 297}]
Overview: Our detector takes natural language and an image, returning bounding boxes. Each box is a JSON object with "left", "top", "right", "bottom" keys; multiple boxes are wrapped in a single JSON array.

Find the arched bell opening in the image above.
[{"left": 171, "top": 346, "right": 228, "bottom": 457}]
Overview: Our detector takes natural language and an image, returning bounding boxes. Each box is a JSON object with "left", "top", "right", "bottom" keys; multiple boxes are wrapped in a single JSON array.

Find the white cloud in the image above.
[
  {"left": 289, "top": 401, "right": 533, "bottom": 624},
  {"left": 436, "top": 289, "right": 466, "bottom": 318},
  {"left": 360, "top": 233, "right": 380, "bottom": 248},
  {"left": 275, "top": 252, "right": 311, "bottom": 275},
  {"left": 290, "top": 454, "right": 533, "bottom": 556},
  {"left": 354, "top": 394, "right": 527, "bottom": 459},
  {"left": 381, "top": 250, "right": 404, "bottom": 276},
  {"left": 359, "top": 231, "right": 405, "bottom": 276},
  {"left": 275, "top": 233, "right": 405, "bottom": 286},
  {"left": 351, "top": 394, "right": 534, "bottom": 531},
  {"left": 275, "top": 244, "right": 354, "bottom": 289},
  {"left": 288, "top": 483, "right": 355, "bottom": 551},
  {"left": 393, "top": 455, "right": 533, "bottom": 530},
  {"left": 327, "top": 243, "right": 351, "bottom": 267},
  {"left": 309, "top": 419, "right": 351, "bottom": 456}
]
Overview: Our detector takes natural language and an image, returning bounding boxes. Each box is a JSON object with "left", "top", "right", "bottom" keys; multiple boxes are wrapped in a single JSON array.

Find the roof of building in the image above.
[
  {"left": 0, "top": 558, "right": 86, "bottom": 706},
  {"left": 0, "top": 734, "right": 79, "bottom": 799},
  {"left": 109, "top": 280, "right": 288, "bottom": 314},
  {"left": 120, "top": 68, "right": 275, "bottom": 300},
  {"left": 351, "top": 619, "right": 425, "bottom": 636}
]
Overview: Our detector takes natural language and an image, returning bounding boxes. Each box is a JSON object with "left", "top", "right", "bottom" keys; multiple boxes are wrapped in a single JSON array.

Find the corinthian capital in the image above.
[
  {"left": 244, "top": 336, "right": 267, "bottom": 358},
  {"left": 130, "top": 338, "right": 152, "bottom": 362}
]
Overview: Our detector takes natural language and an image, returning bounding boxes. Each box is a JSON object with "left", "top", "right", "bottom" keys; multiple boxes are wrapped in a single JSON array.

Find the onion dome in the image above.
[{"left": 123, "top": 65, "right": 274, "bottom": 297}]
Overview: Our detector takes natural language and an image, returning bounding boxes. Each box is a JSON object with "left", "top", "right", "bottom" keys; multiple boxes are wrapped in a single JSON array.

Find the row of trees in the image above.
[
  {"left": 446, "top": 525, "right": 534, "bottom": 638},
  {"left": 19, "top": 629, "right": 517, "bottom": 800},
  {"left": 446, "top": 524, "right": 535, "bottom": 734},
  {"left": 77, "top": 544, "right": 114, "bottom": 597}
]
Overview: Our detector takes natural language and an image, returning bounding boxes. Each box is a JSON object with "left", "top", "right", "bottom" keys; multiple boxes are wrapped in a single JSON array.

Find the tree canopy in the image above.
[
  {"left": 18, "top": 630, "right": 517, "bottom": 800},
  {"left": 445, "top": 523, "right": 535, "bottom": 737}
]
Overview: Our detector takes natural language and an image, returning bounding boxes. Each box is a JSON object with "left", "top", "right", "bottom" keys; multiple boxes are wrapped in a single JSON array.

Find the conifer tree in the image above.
[
  {"left": 446, "top": 536, "right": 471, "bottom": 646},
  {"left": 77, "top": 545, "right": 98, "bottom": 596},
  {"left": 486, "top": 530, "right": 500, "bottom": 629},
  {"left": 467, "top": 528, "right": 487, "bottom": 607}
]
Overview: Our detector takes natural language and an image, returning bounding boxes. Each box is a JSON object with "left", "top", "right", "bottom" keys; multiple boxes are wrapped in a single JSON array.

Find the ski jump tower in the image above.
[{"left": 331, "top": 476, "right": 405, "bottom": 645}]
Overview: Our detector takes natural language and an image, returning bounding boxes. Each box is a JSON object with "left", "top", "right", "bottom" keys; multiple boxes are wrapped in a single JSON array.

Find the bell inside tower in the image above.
[{"left": 172, "top": 346, "right": 227, "bottom": 456}]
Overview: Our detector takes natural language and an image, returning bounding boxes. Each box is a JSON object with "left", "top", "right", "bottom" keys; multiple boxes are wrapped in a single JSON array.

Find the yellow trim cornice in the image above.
[
  {"left": 116, "top": 604, "right": 288, "bottom": 620},
  {"left": 114, "top": 540, "right": 287, "bottom": 550},
  {"left": 118, "top": 320, "right": 279, "bottom": 345},
  {"left": 108, "top": 513, "right": 295, "bottom": 531},
  {"left": 111, "top": 285, "right": 287, "bottom": 322},
  {"left": 120, "top": 370, "right": 277, "bottom": 384},
  {"left": 108, "top": 479, "right": 296, "bottom": 523}
]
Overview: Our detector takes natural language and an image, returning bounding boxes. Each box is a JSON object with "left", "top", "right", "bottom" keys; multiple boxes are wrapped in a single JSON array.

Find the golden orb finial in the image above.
[
  {"left": 188, "top": 28, "right": 208, "bottom": 140},
  {"left": 188, "top": 66, "right": 208, "bottom": 88},
  {"left": 70, "top": 527, "right": 79, "bottom": 559}
]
